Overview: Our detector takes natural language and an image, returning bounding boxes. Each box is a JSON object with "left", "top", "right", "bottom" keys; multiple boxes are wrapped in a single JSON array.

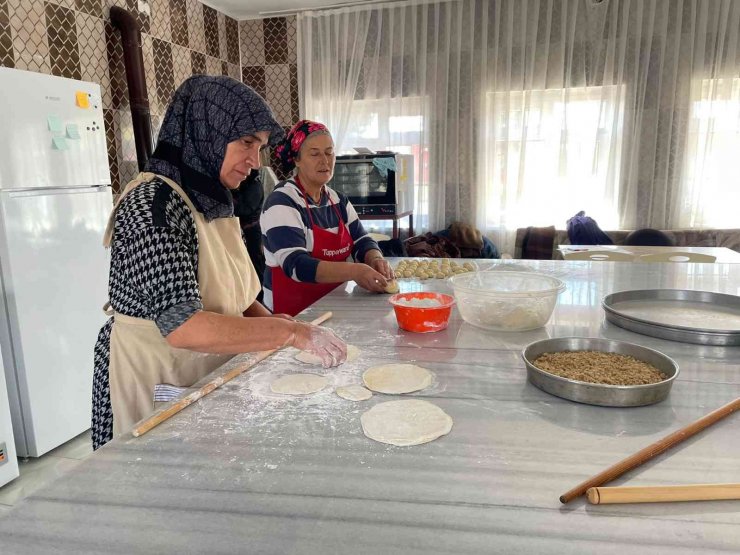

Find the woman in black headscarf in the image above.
[{"left": 92, "top": 77, "right": 346, "bottom": 449}]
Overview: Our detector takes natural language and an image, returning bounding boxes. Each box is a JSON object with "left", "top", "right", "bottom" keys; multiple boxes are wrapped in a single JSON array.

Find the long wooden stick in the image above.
[
  {"left": 131, "top": 311, "right": 333, "bottom": 438},
  {"left": 560, "top": 397, "right": 740, "bottom": 504},
  {"left": 587, "top": 483, "right": 740, "bottom": 505}
]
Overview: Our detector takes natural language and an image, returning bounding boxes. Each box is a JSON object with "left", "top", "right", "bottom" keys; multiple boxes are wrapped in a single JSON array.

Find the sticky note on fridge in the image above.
[
  {"left": 66, "top": 123, "right": 80, "bottom": 139},
  {"left": 75, "top": 91, "right": 90, "bottom": 109},
  {"left": 52, "top": 136, "right": 69, "bottom": 150},
  {"left": 47, "top": 115, "right": 64, "bottom": 134}
]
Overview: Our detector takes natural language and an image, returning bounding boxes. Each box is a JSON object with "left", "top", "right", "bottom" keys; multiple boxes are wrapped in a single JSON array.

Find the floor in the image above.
[{"left": 0, "top": 430, "right": 92, "bottom": 511}]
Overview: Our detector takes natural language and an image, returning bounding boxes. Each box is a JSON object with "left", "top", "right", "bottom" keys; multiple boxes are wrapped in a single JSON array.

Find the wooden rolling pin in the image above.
[
  {"left": 560, "top": 397, "right": 740, "bottom": 504},
  {"left": 132, "top": 311, "right": 333, "bottom": 438},
  {"left": 587, "top": 484, "right": 740, "bottom": 505}
]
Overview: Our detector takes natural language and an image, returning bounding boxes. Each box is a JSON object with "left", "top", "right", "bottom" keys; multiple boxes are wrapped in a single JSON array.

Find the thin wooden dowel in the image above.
[
  {"left": 587, "top": 483, "right": 740, "bottom": 505},
  {"left": 560, "top": 397, "right": 740, "bottom": 504},
  {"left": 131, "top": 311, "right": 333, "bottom": 438}
]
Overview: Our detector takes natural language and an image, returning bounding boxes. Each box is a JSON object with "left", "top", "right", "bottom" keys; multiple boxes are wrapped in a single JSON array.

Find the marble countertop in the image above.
[{"left": 1, "top": 260, "right": 739, "bottom": 553}]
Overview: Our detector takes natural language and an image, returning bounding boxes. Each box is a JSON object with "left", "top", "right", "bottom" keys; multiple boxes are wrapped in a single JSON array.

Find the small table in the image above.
[
  {"left": 559, "top": 244, "right": 740, "bottom": 263},
  {"left": 358, "top": 210, "right": 413, "bottom": 240}
]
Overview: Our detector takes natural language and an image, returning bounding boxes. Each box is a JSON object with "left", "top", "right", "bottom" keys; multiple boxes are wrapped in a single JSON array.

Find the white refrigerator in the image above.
[
  {"left": 0, "top": 68, "right": 112, "bottom": 457},
  {"left": 0, "top": 343, "right": 19, "bottom": 487}
]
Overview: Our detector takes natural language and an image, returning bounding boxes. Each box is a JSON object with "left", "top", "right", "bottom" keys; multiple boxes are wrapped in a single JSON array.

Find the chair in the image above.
[
  {"left": 562, "top": 250, "right": 635, "bottom": 261},
  {"left": 636, "top": 252, "right": 716, "bottom": 263}
]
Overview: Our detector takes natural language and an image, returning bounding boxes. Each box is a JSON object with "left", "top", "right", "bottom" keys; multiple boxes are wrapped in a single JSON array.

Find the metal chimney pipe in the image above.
[{"left": 110, "top": 6, "right": 153, "bottom": 171}]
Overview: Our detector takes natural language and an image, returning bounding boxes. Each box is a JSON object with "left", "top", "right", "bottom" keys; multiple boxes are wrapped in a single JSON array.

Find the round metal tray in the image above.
[
  {"left": 602, "top": 289, "right": 740, "bottom": 346},
  {"left": 522, "top": 337, "right": 679, "bottom": 407}
]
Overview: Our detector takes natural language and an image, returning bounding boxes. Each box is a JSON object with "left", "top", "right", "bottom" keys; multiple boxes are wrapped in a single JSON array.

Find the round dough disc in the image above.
[
  {"left": 270, "top": 373, "right": 328, "bottom": 395},
  {"left": 361, "top": 399, "right": 453, "bottom": 446},
  {"left": 384, "top": 280, "right": 400, "bottom": 294},
  {"left": 335, "top": 384, "right": 373, "bottom": 401},
  {"left": 295, "top": 344, "right": 361, "bottom": 365},
  {"left": 362, "top": 363, "right": 432, "bottom": 394}
]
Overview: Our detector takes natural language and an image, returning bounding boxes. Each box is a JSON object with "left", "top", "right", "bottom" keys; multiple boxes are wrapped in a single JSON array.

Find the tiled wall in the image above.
[
  {"left": 0, "top": 0, "right": 242, "bottom": 192},
  {"left": 240, "top": 16, "right": 299, "bottom": 179}
]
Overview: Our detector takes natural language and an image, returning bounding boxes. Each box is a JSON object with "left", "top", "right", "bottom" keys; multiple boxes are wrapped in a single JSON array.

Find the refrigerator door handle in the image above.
[{"left": 5, "top": 185, "right": 111, "bottom": 198}]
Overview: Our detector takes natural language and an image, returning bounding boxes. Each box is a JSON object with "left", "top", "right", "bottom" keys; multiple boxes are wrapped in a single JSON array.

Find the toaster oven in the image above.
[{"left": 327, "top": 153, "right": 414, "bottom": 216}]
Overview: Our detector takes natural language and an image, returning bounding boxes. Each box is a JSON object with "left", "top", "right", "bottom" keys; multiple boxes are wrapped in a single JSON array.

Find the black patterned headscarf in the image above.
[{"left": 146, "top": 76, "right": 284, "bottom": 221}]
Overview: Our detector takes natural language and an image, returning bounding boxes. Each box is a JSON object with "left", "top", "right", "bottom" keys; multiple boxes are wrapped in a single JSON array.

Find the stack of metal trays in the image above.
[{"left": 602, "top": 289, "right": 740, "bottom": 346}]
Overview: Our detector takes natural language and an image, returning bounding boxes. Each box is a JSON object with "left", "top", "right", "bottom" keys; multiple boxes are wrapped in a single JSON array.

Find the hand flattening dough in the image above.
[
  {"left": 335, "top": 384, "right": 373, "bottom": 401},
  {"left": 270, "top": 373, "right": 328, "bottom": 395},
  {"left": 361, "top": 399, "right": 453, "bottom": 446},
  {"left": 384, "top": 280, "right": 399, "bottom": 294},
  {"left": 295, "top": 344, "right": 360, "bottom": 365},
  {"left": 362, "top": 363, "right": 432, "bottom": 394}
]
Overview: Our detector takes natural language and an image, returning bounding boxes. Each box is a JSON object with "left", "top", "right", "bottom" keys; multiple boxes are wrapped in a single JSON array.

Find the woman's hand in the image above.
[
  {"left": 289, "top": 322, "right": 347, "bottom": 368},
  {"left": 369, "top": 257, "right": 394, "bottom": 280},
  {"left": 271, "top": 313, "right": 294, "bottom": 321},
  {"left": 353, "top": 263, "right": 388, "bottom": 293}
]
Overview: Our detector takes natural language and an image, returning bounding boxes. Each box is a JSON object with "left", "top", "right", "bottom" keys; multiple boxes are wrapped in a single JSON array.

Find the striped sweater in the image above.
[{"left": 260, "top": 179, "right": 379, "bottom": 311}]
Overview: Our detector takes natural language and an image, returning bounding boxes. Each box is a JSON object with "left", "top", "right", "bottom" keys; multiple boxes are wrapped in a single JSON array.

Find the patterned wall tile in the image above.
[
  {"left": 46, "top": 2, "right": 81, "bottom": 80},
  {"left": 149, "top": 0, "right": 171, "bottom": 43},
  {"left": 227, "top": 61, "right": 239, "bottom": 81},
  {"left": 169, "top": 0, "right": 187, "bottom": 48},
  {"left": 105, "top": 19, "right": 127, "bottom": 109},
  {"left": 217, "top": 11, "right": 227, "bottom": 67},
  {"left": 76, "top": 0, "right": 102, "bottom": 18},
  {"left": 263, "top": 17, "right": 288, "bottom": 65},
  {"left": 104, "top": 107, "right": 120, "bottom": 192},
  {"left": 242, "top": 65, "right": 265, "bottom": 98},
  {"left": 0, "top": 0, "right": 14, "bottom": 68},
  {"left": 152, "top": 37, "right": 174, "bottom": 106},
  {"left": 265, "top": 63, "right": 291, "bottom": 126},
  {"left": 76, "top": 11, "right": 110, "bottom": 105},
  {"left": 239, "top": 18, "right": 263, "bottom": 66},
  {"left": 204, "top": 52, "right": 219, "bottom": 76},
  {"left": 225, "top": 14, "right": 238, "bottom": 65},
  {"left": 8, "top": 0, "right": 50, "bottom": 73},
  {"left": 50, "top": 0, "right": 75, "bottom": 9},
  {"left": 172, "top": 43, "right": 190, "bottom": 89},
  {"left": 141, "top": 33, "right": 159, "bottom": 113},
  {"left": 220, "top": 59, "right": 226, "bottom": 76},
  {"left": 191, "top": 49, "right": 205, "bottom": 74},
  {"left": 124, "top": 0, "right": 150, "bottom": 34},
  {"left": 203, "top": 4, "right": 218, "bottom": 58},
  {"left": 289, "top": 62, "right": 299, "bottom": 123},
  {"left": 185, "top": 0, "right": 204, "bottom": 54},
  {"left": 286, "top": 15, "right": 296, "bottom": 63}
]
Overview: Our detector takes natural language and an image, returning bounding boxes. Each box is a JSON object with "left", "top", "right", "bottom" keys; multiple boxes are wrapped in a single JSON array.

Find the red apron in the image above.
[{"left": 271, "top": 180, "right": 354, "bottom": 316}]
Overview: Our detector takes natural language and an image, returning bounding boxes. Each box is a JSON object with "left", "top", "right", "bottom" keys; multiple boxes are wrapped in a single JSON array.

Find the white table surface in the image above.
[
  {"left": 1, "top": 259, "right": 739, "bottom": 554},
  {"left": 560, "top": 244, "right": 740, "bottom": 263}
]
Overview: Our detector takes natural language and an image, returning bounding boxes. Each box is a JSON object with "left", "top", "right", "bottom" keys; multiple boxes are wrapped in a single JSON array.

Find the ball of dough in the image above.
[
  {"left": 384, "top": 280, "right": 399, "bottom": 294},
  {"left": 402, "top": 270, "right": 413, "bottom": 278}
]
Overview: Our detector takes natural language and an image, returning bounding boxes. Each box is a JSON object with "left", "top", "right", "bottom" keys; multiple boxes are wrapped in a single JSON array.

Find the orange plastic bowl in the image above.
[{"left": 388, "top": 292, "right": 455, "bottom": 333}]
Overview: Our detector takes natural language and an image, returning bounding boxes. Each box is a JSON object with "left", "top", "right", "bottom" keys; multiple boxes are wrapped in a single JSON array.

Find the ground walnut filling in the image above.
[{"left": 532, "top": 351, "right": 668, "bottom": 386}]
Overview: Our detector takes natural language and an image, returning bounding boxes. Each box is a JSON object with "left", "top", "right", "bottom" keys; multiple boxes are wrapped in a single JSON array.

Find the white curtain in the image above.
[{"left": 299, "top": 0, "right": 740, "bottom": 254}]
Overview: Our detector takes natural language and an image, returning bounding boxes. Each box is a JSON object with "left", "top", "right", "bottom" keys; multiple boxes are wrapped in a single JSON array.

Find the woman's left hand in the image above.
[{"left": 369, "top": 257, "right": 394, "bottom": 280}]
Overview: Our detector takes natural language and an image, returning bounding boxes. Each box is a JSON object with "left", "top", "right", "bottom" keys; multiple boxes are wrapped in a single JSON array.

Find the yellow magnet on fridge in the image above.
[{"left": 75, "top": 91, "right": 90, "bottom": 109}]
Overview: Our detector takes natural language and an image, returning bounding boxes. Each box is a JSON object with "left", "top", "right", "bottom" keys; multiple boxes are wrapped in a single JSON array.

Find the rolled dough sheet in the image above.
[
  {"left": 361, "top": 399, "right": 453, "bottom": 446},
  {"left": 335, "top": 384, "right": 373, "bottom": 401},
  {"left": 611, "top": 300, "right": 740, "bottom": 331},
  {"left": 270, "top": 373, "right": 328, "bottom": 395},
  {"left": 295, "top": 344, "right": 361, "bottom": 365},
  {"left": 362, "top": 363, "right": 432, "bottom": 394}
]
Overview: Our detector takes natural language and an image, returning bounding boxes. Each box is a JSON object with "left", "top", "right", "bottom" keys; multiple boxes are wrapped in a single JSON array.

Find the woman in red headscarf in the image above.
[{"left": 260, "top": 120, "right": 394, "bottom": 316}]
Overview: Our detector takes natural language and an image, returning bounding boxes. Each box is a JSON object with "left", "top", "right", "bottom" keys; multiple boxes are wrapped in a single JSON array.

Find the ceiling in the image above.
[{"left": 202, "top": 0, "right": 376, "bottom": 20}]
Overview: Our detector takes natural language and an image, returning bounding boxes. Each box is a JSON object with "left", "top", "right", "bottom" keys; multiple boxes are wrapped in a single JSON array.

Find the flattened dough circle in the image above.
[
  {"left": 270, "top": 373, "right": 328, "bottom": 395},
  {"left": 335, "top": 384, "right": 373, "bottom": 401},
  {"left": 361, "top": 399, "right": 453, "bottom": 446},
  {"left": 362, "top": 363, "right": 432, "bottom": 394},
  {"left": 295, "top": 344, "right": 361, "bottom": 365}
]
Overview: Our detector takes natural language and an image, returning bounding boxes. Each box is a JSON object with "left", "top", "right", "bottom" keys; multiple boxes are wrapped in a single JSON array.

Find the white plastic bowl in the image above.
[{"left": 449, "top": 271, "right": 566, "bottom": 331}]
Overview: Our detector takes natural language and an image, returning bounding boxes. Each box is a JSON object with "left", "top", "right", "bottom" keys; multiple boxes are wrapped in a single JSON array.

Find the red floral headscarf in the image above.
[{"left": 275, "top": 119, "right": 330, "bottom": 173}]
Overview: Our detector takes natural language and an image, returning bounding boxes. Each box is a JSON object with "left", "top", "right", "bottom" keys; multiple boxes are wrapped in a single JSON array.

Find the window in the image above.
[
  {"left": 680, "top": 78, "right": 740, "bottom": 228},
  {"left": 482, "top": 85, "right": 626, "bottom": 233},
  {"left": 312, "top": 96, "right": 430, "bottom": 229}
]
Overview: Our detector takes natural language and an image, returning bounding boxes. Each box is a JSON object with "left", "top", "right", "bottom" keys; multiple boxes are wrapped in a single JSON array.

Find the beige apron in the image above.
[{"left": 104, "top": 172, "right": 261, "bottom": 435}]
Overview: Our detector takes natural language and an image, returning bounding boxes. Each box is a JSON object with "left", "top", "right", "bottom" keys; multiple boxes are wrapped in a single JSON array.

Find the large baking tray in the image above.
[{"left": 602, "top": 289, "right": 740, "bottom": 346}]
